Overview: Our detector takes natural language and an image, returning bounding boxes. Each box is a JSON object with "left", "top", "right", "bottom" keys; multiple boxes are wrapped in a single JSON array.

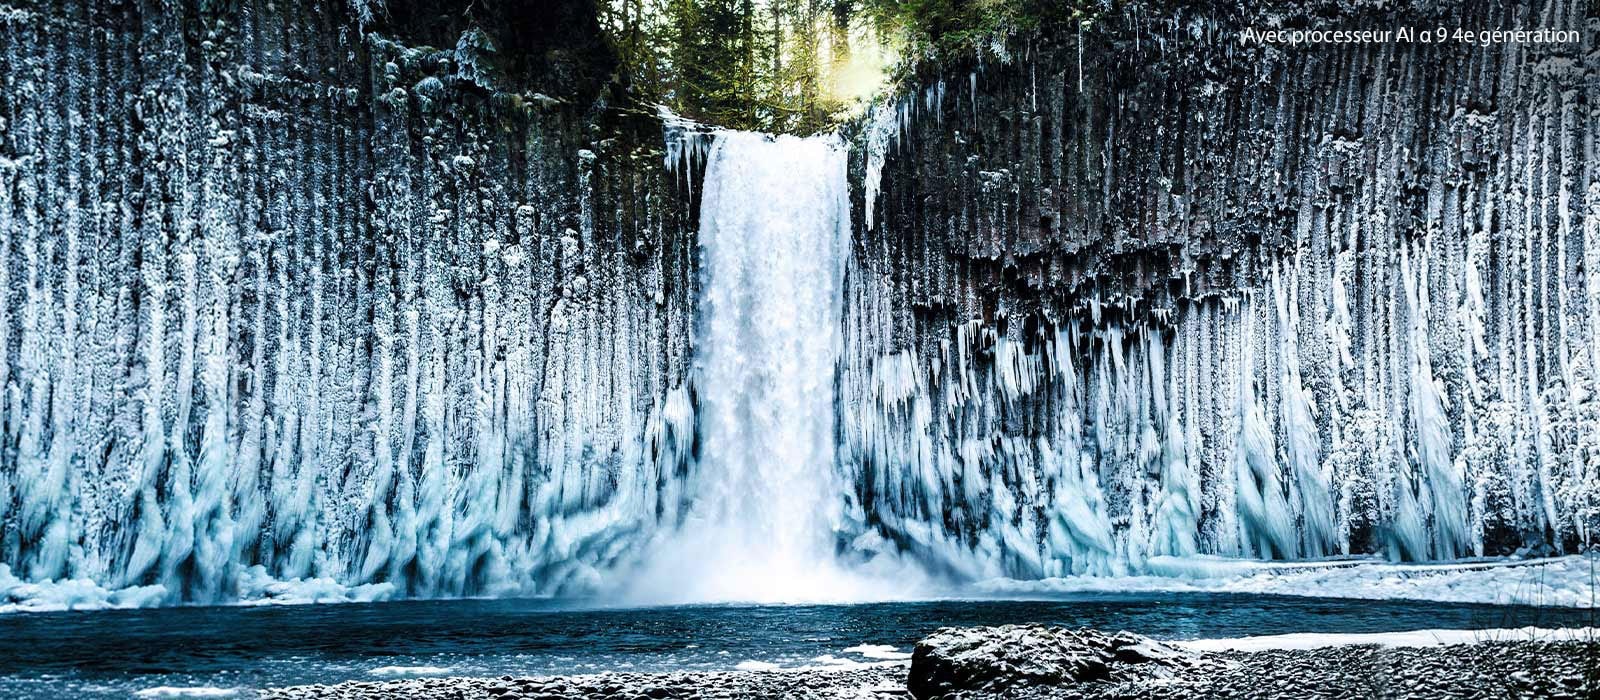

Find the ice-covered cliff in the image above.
[
  {"left": 0, "top": 0, "right": 701, "bottom": 602},
  {"left": 841, "top": 0, "right": 1599, "bottom": 578},
  {"left": 0, "top": 0, "right": 1596, "bottom": 607}
]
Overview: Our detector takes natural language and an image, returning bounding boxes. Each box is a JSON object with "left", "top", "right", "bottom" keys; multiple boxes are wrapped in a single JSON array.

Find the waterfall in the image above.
[
  {"left": 694, "top": 130, "right": 849, "bottom": 579},
  {"left": 625, "top": 130, "right": 910, "bottom": 603}
]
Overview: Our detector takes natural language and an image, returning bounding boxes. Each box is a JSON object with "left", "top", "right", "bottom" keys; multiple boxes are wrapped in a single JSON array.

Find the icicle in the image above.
[{"left": 863, "top": 99, "right": 900, "bottom": 232}]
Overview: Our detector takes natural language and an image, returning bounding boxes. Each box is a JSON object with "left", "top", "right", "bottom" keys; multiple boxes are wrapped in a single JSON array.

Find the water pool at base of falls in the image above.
[{"left": 0, "top": 592, "right": 1594, "bottom": 699}]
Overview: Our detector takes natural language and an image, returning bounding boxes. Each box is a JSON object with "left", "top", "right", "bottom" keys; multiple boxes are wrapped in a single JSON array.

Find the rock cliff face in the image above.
[
  {"left": 0, "top": 0, "right": 698, "bottom": 600},
  {"left": 0, "top": 0, "right": 1595, "bottom": 604},
  {"left": 841, "top": 0, "right": 1598, "bottom": 577}
]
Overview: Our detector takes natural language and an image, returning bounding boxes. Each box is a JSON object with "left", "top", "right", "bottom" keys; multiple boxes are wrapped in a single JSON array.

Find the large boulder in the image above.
[{"left": 907, "top": 625, "right": 1200, "bottom": 698}]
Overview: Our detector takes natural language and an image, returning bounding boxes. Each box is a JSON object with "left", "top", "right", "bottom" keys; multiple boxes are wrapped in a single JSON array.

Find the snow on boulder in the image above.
[{"left": 907, "top": 625, "right": 1204, "bottom": 698}]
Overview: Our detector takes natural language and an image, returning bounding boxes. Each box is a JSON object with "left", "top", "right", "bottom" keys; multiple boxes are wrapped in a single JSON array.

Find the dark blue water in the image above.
[{"left": 0, "top": 593, "right": 1589, "bottom": 698}]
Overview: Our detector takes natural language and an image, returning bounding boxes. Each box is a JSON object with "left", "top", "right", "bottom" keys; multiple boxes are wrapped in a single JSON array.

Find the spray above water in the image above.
[{"left": 626, "top": 129, "right": 913, "bottom": 605}]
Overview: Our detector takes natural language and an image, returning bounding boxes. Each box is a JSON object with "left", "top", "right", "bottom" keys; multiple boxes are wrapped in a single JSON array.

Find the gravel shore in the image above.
[
  {"left": 1012, "top": 640, "right": 1600, "bottom": 699},
  {"left": 257, "top": 665, "right": 908, "bottom": 700},
  {"left": 259, "top": 637, "right": 1600, "bottom": 699}
]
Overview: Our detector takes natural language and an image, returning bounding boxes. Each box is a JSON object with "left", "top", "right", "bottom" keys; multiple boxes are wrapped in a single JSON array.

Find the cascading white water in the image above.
[
  {"left": 695, "top": 130, "right": 848, "bottom": 571},
  {"left": 625, "top": 129, "right": 907, "bottom": 604},
  {"left": 696, "top": 130, "right": 847, "bottom": 598}
]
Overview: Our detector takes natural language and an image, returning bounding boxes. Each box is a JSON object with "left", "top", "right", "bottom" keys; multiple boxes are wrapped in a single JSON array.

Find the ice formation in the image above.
[
  {"left": 0, "top": 0, "right": 1595, "bottom": 609},
  {"left": 834, "top": 0, "right": 1598, "bottom": 584},
  {"left": 975, "top": 554, "right": 1600, "bottom": 608},
  {"left": 837, "top": 249, "right": 1599, "bottom": 582},
  {"left": 0, "top": 4, "right": 702, "bottom": 605}
]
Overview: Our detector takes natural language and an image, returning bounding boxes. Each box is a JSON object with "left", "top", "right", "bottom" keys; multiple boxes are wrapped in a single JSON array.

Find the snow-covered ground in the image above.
[
  {"left": 975, "top": 554, "right": 1600, "bottom": 608},
  {"left": 1177, "top": 625, "right": 1599, "bottom": 652}
]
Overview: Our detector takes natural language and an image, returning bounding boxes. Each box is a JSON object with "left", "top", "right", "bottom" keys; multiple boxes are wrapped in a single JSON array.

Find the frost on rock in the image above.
[
  {"left": 840, "top": 195, "right": 1597, "bottom": 578},
  {"left": 838, "top": 0, "right": 1597, "bottom": 579},
  {"left": 0, "top": 2, "right": 699, "bottom": 605},
  {"left": 907, "top": 625, "right": 1205, "bottom": 699},
  {"left": 0, "top": 0, "right": 1596, "bottom": 608}
]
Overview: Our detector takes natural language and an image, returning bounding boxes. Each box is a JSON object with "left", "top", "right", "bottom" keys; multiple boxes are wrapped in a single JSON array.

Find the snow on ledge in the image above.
[{"left": 1177, "top": 626, "right": 1600, "bottom": 652}]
